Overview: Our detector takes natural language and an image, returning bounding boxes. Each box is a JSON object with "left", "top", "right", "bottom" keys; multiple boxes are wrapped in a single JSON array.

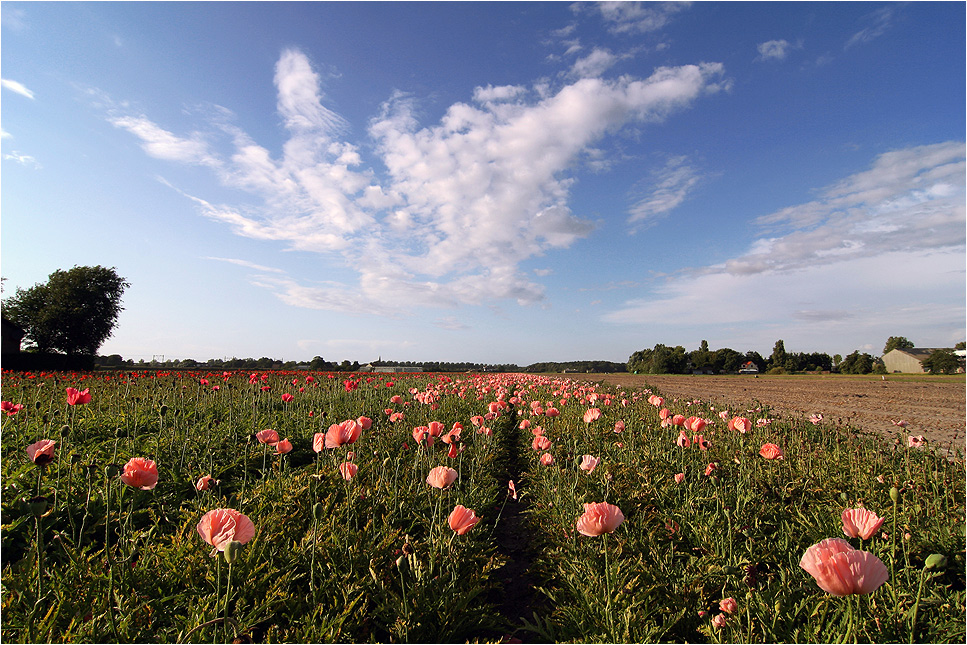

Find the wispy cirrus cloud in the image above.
[
  {"left": 627, "top": 155, "right": 703, "bottom": 228},
  {"left": 586, "top": 1, "right": 691, "bottom": 35},
  {"left": 846, "top": 6, "right": 894, "bottom": 49},
  {"left": 604, "top": 142, "right": 966, "bottom": 350},
  {"left": 107, "top": 48, "right": 726, "bottom": 314},
  {"left": 1, "top": 78, "right": 35, "bottom": 99}
]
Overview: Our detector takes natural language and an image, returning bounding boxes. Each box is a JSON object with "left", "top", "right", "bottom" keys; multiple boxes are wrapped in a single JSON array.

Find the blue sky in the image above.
[{"left": 2, "top": 1, "right": 964, "bottom": 366}]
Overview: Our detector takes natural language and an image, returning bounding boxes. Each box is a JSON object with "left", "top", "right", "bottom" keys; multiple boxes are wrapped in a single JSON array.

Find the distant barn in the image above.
[{"left": 881, "top": 347, "right": 963, "bottom": 373}]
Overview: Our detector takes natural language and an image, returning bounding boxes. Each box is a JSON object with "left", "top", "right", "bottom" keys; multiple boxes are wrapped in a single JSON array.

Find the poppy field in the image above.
[{"left": 1, "top": 369, "right": 964, "bottom": 643}]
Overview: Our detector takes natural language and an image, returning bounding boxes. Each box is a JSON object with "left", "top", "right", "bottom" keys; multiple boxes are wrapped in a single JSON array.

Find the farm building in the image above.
[
  {"left": 738, "top": 361, "right": 759, "bottom": 374},
  {"left": 881, "top": 347, "right": 963, "bottom": 373},
  {"left": 1, "top": 317, "right": 24, "bottom": 355}
]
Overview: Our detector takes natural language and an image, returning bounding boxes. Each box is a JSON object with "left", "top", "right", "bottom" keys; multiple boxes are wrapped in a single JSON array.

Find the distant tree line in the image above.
[{"left": 627, "top": 336, "right": 965, "bottom": 376}]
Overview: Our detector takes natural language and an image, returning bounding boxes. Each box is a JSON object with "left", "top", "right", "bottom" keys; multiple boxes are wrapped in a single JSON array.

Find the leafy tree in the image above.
[
  {"left": 627, "top": 344, "right": 689, "bottom": 374},
  {"left": 956, "top": 341, "right": 966, "bottom": 351},
  {"left": 768, "top": 340, "right": 787, "bottom": 370},
  {"left": 838, "top": 351, "right": 875, "bottom": 374},
  {"left": 921, "top": 349, "right": 963, "bottom": 375},
  {"left": 883, "top": 336, "right": 915, "bottom": 354},
  {"left": 2, "top": 265, "right": 128, "bottom": 356}
]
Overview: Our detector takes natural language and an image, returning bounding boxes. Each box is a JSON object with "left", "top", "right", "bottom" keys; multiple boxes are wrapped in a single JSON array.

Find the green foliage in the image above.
[
  {"left": 883, "top": 336, "right": 915, "bottom": 354},
  {"left": 922, "top": 349, "right": 964, "bottom": 375},
  {"left": 627, "top": 344, "right": 689, "bottom": 374},
  {"left": 2, "top": 266, "right": 128, "bottom": 356},
  {"left": 837, "top": 351, "right": 876, "bottom": 374}
]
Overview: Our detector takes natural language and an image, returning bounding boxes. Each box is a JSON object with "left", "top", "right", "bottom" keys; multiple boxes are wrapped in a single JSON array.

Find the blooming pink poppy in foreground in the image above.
[
  {"left": 704, "top": 462, "right": 718, "bottom": 476},
  {"left": 582, "top": 408, "right": 602, "bottom": 424},
  {"left": 312, "top": 432, "right": 326, "bottom": 453},
  {"left": 275, "top": 438, "right": 293, "bottom": 454},
  {"left": 339, "top": 462, "right": 358, "bottom": 480},
  {"left": 579, "top": 454, "right": 600, "bottom": 473},
  {"left": 426, "top": 466, "right": 458, "bottom": 489},
  {"left": 728, "top": 416, "right": 752, "bottom": 433},
  {"left": 2, "top": 401, "right": 25, "bottom": 416},
  {"left": 842, "top": 508, "right": 885, "bottom": 540},
  {"left": 674, "top": 472, "right": 685, "bottom": 484},
  {"left": 256, "top": 429, "right": 280, "bottom": 445},
  {"left": 799, "top": 538, "right": 889, "bottom": 596},
  {"left": 197, "top": 508, "right": 256, "bottom": 555},
  {"left": 907, "top": 435, "right": 925, "bottom": 448},
  {"left": 532, "top": 435, "right": 552, "bottom": 451},
  {"left": 65, "top": 387, "right": 92, "bottom": 406},
  {"left": 759, "top": 443, "right": 784, "bottom": 460},
  {"left": 120, "top": 457, "right": 159, "bottom": 490},
  {"left": 719, "top": 597, "right": 738, "bottom": 614},
  {"left": 539, "top": 452, "right": 555, "bottom": 466},
  {"left": 325, "top": 419, "right": 361, "bottom": 448},
  {"left": 576, "top": 502, "right": 625, "bottom": 536},
  {"left": 448, "top": 505, "right": 480, "bottom": 535},
  {"left": 356, "top": 416, "right": 373, "bottom": 430},
  {"left": 26, "top": 439, "right": 57, "bottom": 466}
]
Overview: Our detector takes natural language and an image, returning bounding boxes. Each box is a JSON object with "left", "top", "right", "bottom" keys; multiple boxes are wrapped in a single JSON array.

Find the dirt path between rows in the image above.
[{"left": 576, "top": 374, "right": 965, "bottom": 455}]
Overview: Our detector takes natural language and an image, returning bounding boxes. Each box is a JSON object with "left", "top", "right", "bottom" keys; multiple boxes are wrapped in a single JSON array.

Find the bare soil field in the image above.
[{"left": 575, "top": 373, "right": 965, "bottom": 455}]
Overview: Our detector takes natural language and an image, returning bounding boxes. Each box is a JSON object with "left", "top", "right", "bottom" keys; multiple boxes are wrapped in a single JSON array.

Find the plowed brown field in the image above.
[{"left": 569, "top": 373, "right": 965, "bottom": 454}]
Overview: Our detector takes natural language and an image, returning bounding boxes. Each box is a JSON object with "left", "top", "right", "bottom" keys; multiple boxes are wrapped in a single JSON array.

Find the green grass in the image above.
[{"left": 2, "top": 369, "right": 963, "bottom": 643}]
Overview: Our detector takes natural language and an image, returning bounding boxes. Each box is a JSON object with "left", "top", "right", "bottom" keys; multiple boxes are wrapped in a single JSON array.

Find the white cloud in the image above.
[
  {"left": 846, "top": 7, "right": 894, "bottom": 49},
  {"left": 1, "top": 78, "right": 35, "bottom": 99},
  {"left": 108, "top": 49, "right": 726, "bottom": 313},
  {"left": 570, "top": 48, "right": 619, "bottom": 78},
  {"left": 604, "top": 142, "right": 966, "bottom": 353},
  {"left": 628, "top": 155, "right": 702, "bottom": 227},
  {"left": 756, "top": 39, "right": 792, "bottom": 61},
  {"left": 204, "top": 257, "right": 286, "bottom": 274},
  {"left": 3, "top": 151, "right": 41, "bottom": 168},
  {"left": 590, "top": 1, "right": 691, "bottom": 35}
]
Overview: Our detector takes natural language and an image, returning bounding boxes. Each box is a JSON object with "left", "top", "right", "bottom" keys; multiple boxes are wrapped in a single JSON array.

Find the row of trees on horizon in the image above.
[{"left": 2, "top": 266, "right": 963, "bottom": 375}]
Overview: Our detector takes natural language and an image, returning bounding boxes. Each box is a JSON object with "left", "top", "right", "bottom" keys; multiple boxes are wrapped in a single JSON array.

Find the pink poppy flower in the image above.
[
  {"left": 26, "top": 439, "right": 56, "bottom": 466},
  {"left": 427, "top": 421, "right": 445, "bottom": 437},
  {"left": 508, "top": 479, "right": 517, "bottom": 500},
  {"left": 545, "top": 407, "right": 560, "bottom": 417},
  {"left": 676, "top": 431, "right": 690, "bottom": 448},
  {"left": 120, "top": 457, "right": 159, "bottom": 490},
  {"left": 583, "top": 408, "right": 602, "bottom": 424},
  {"left": 672, "top": 414, "right": 686, "bottom": 427},
  {"left": 686, "top": 416, "right": 707, "bottom": 433},
  {"left": 719, "top": 597, "right": 738, "bottom": 614},
  {"left": 674, "top": 472, "right": 685, "bottom": 484},
  {"left": 195, "top": 475, "right": 218, "bottom": 491},
  {"left": 759, "top": 443, "right": 784, "bottom": 460},
  {"left": 325, "top": 420, "right": 361, "bottom": 448},
  {"left": 281, "top": 393, "right": 294, "bottom": 403},
  {"left": 356, "top": 416, "right": 372, "bottom": 430},
  {"left": 197, "top": 508, "right": 256, "bottom": 555},
  {"left": 704, "top": 462, "right": 718, "bottom": 476},
  {"left": 799, "top": 538, "right": 889, "bottom": 596},
  {"left": 2, "top": 401, "right": 25, "bottom": 416},
  {"left": 426, "top": 466, "right": 458, "bottom": 489},
  {"left": 659, "top": 408, "right": 670, "bottom": 420},
  {"left": 65, "top": 387, "right": 91, "bottom": 406},
  {"left": 275, "top": 438, "right": 293, "bottom": 454},
  {"left": 809, "top": 413, "right": 824, "bottom": 425},
  {"left": 729, "top": 416, "right": 752, "bottom": 433},
  {"left": 339, "top": 462, "right": 358, "bottom": 480},
  {"left": 575, "top": 502, "right": 625, "bottom": 536},
  {"left": 532, "top": 435, "right": 552, "bottom": 451},
  {"left": 842, "top": 508, "right": 885, "bottom": 540},
  {"left": 694, "top": 435, "right": 710, "bottom": 451},
  {"left": 614, "top": 420, "right": 625, "bottom": 433},
  {"left": 448, "top": 505, "right": 480, "bottom": 535},
  {"left": 579, "top": 455, "right": 600, "bottom": 473},
  {"left": 711, "top": 614, "right": 728, "bottom": 629},
  {"left": 312, "top": 432, "right": 325, "bottom": 453},
  {"left": 539, "top": 452, "right": 555, "bottom": 466},
  {"left": 256, "top": 429, "right": 280, "bottom": 445},
  {"left": 907, "top": 435, "right": 925, "bottom": 448}
]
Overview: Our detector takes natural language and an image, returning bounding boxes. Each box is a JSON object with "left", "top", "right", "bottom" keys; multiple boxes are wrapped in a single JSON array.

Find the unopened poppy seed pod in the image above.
[
  {"left": 924, "top": 554, "right": 947, "bottom": 570},
  {"left": 312, "top": 502, "right": 324, "bottom": 521},
  {"left": 159, "top": 405, "right": 168, "bottom": 416},
  {"left": 24, "top": 496, "right": 51, "bottom": 517},
  {"left": 223, "top": 540, "right": 243, "bottom": 564},
  {"left": 889, "top": 486, "right": 899, "bottom": 502}
]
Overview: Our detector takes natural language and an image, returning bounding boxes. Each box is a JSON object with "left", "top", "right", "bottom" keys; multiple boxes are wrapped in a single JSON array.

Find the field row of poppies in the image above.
[{"left": 1, "top": 369, "right": 964, "bottom": 643}]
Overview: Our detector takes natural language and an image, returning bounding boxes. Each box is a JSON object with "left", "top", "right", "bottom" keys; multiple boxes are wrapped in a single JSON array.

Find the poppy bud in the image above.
[
  {"left": 24, "top": 495, "right": 51, "bottom": 517},
  {"left": 105, "top": 464, "right": 121, "bottom": 479},
  {"left": 312, "top": 502, "right": 324, "bottom": 521},
  {"left": 223, "top": 540, "right": 243, "bottom": 563},
  {"left": 924, "top": 554, "right": 947, "bottom": 570},
  {"left": 889, "top": 486, "right": 899, "bottom": 503},
  {"left": 395, "top": 555, "right": 406, "bottom": 571},
  {"left": 159, "top": 405, "right": 168, "bottom": 417}
]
